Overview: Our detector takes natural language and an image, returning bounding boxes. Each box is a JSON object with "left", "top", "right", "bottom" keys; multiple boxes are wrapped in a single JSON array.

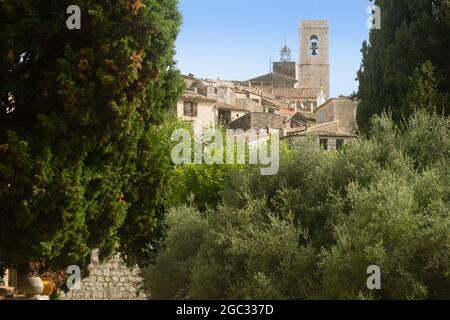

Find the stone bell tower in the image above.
[{"left": 298, "top": 20, "right": 330, "bottom": 99}]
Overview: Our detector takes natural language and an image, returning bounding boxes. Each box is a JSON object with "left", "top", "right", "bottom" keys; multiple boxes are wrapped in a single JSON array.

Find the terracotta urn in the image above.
[{"left": 16, "top": 276, "right": 44, "bottom": 296}]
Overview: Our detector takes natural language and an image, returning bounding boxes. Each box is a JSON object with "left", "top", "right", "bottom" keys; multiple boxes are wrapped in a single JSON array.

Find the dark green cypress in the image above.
[
  {"left": 356, "top": 0, "right": 450, "bottom": 134},
  {"left": 0, "top": 0, "right": 183, "bottom": 273}
]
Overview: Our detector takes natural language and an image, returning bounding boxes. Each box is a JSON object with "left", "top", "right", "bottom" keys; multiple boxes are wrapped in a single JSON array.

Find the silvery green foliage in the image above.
[{"left": 143, "top": 111, "right": 449, "bottom": 300}]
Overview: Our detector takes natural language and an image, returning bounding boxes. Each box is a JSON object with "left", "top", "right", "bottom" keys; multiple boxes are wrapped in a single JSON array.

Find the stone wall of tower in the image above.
[
  {"left": 273, "top": 61, "right": 296, "bottom": 79},
  {"left": 298, "top": 20, "right": 330, "bottom": 99}
]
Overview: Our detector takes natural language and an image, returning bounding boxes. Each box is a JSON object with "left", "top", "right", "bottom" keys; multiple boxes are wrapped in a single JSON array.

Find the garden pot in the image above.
[{"left": 16, "top": 276, "right": 44, "bottom": 296}]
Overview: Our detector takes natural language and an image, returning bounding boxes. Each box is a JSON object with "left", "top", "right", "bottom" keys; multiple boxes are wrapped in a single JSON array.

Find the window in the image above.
[
  {"left": 183, "top": 101, "right": 198, "bottom": 117},
  {"left": 319, "top": 110, "right": 325, "bottom": 123},
  {"left": 336, "top": 139, "right": 344, "bottom": 151},
  {"left": 214, "top": 88, "right": 218, "bottom": 94},
  {"left": 218, "top": 109, "right": 231, "bottom": 125},
  {"left": 320, "top": 139, "right": 328, "bottom": 151},
  {"left": 310, "top": 35, "right": 319, "bottom": 56}
]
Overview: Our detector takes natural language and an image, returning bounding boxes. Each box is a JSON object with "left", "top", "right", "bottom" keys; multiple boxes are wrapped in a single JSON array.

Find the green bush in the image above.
[{"left": 142, "top": 111, "right": 450, "bottom": 300}]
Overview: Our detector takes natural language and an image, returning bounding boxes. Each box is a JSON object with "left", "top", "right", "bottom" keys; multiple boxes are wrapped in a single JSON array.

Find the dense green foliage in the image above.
[
  {"left": 164, "top": 127, "right": 251, "bottom": 212},
  {"left": 0, "top": 0, "right": 183, "bottom": 272},
  {"left": 142, "top": 111, "right": 450, "bottom": 300},
  {"left": 165, "top": 163, "right": 235, "bottom": 212},
  {"left": 356, "top": 0, "right": 450, "bottom": 133}
]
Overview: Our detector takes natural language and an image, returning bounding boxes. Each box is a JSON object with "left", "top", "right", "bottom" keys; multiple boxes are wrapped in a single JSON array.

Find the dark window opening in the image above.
[
  {"left": 336, "top": 139, "right": 344, "bottom": 151},
  {"left": 218, "top": 109, "right": 231, "bottom": 125},
  {"left": 320, "top": 138, "right": 328, "bottom": 151},
  {"left": 183, "top": 101, "right": 198, "bottom": 117}
]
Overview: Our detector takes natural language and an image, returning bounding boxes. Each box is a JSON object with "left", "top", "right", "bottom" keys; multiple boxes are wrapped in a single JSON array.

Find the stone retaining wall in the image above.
[{"left": 63, "top": 251, "right": 146, "bottom": 300}]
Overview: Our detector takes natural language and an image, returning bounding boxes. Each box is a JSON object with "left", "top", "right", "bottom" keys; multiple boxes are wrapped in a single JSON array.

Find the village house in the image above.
[
  {"left": 177, "top": 91, "right": 217, "bottom": 128},
  {"left": 284, "top": 97, "right": 358, "bottom": 151},
  {"left": 176, "top": 20, "right": 359, "bottom": 151}
]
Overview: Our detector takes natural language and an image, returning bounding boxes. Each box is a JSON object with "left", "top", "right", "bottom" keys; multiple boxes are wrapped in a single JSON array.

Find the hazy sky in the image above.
[{"left": 175, "top": 0, "right": 372, "bottom": 97}]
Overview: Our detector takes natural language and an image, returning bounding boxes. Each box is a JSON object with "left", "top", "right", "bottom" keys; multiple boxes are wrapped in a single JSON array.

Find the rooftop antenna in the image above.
[{"left": 269, "top": 48, "right": 272, "bottom": 73}]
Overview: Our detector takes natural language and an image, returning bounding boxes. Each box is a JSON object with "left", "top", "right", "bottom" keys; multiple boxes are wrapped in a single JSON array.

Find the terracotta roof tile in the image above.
[
  {"left": 277, "top": 107, "right": 297, "bottom": 116},
  {"left": 182, "top": 91, "right": 217, "bottom": 103},
  {"left": 215, "top": 102, "right": 250, "bottom": 112}
]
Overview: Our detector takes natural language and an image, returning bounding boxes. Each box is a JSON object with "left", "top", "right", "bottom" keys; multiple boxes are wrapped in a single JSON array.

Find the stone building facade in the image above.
[
  {"left": 284, "top": 97, "right": 358, "bottom": 151},
  {"left": 178, "top": 19, "right": 357, "bottom": 147},
  {"left": 247, "top": 72, "right": 298, "bottom": 89},
  {"left": 273, "top": 61, "right": 296, "bottom": 79},
  {"left": 177, "top": 91, "right": 217, "bottom": 128},
  {"left": 315, "top": 97, "right": 358, "bottom": 135},
  {"left": 243, "top": 20, "right": 330, "bottom": 112},
  {"left": 298, "top": 20, "right": 330, "bottom": 100},
  {"left": 228, "top": 112, "right": 287, "bottom": 132}
]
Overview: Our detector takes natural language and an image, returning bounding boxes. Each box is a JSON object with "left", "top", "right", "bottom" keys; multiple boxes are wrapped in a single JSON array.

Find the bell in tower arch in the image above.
[{"left": 309, "top": 35, "right": 319, "bottom": 56}]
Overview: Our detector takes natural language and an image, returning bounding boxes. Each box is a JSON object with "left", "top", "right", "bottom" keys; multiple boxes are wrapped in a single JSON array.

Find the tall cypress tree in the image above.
[
  {"left": 356, "top": 0, "right": 450, "bottom": 134},
  {"left": 0, "top": 0, "right": 183, "bottom": 273}
]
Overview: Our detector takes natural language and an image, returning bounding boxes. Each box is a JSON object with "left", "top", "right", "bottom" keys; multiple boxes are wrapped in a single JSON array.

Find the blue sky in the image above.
[{"left": 175, "top": 0, "right": 371, "bottom": 97}]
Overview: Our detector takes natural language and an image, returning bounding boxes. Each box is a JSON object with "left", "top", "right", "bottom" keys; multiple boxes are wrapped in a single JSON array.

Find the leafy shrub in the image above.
[{"left": 142, "top": 111, "right": 450, "bottom": 300}]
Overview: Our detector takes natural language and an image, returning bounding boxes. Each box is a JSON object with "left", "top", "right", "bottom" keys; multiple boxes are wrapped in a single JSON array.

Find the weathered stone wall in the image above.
[
  {"left": 63, "top": 251, "right": 146, "bottom": 300},
  {"left": 206, "top": 86, "right": 233, "bottom": 102},
  {"left": 205, "top": 86, "right": 265, "bottom": 113},
  {"left": 287, "top": 135, "right": 354, "bottom": 151},
  {"left": 273, "top": 61, "right": 296, "bottom": 79},
  {"left": 234, "top": 99, "right": 264, "bottom": 113},
  {"left": 314, "top": 98, "right": 358, "bottom": 135},
  {"left": 319, "top": 136, "right": 354, "bottom": 151},
  {"left": 228, "top": 113, "right": 251, "bottom": 131},
  {"left": 334, "top": 99, "right": 358, "bottom": 135},
  {"left": 272, "top": 74, "right": 297, "bottom": 89},
  {"left": 250, "top": 113, "right": 286, "bottom": 130},
  {"left": 299, "top": 20, "right": 330, "bottom": 99},
  {"left": 316, "top": 100, "right": 335, "bottom": 124},
  {"left": 229, "top": 113, "right": 286, "bottom": 131}
]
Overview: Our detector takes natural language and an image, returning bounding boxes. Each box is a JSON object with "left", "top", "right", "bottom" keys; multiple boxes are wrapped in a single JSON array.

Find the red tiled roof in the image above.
[{"left": 277, "top": 108, "right": 297, "bottom": 116}]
